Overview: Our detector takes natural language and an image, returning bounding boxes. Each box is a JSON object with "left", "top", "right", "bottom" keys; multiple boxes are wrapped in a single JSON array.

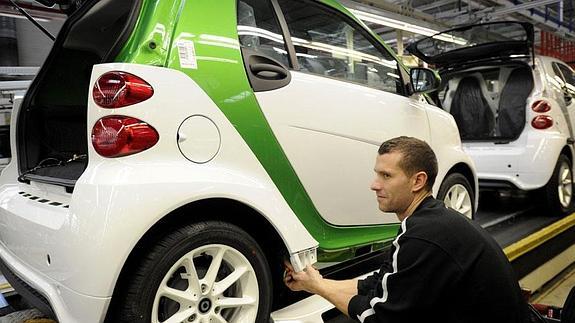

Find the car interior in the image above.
[{"left": 438, "top": 64, "right": 534, "bottom": 141}]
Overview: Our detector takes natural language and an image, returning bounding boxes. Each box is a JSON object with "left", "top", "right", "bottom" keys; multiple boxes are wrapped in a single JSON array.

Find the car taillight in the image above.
[
  {"left": 531, "top": 115, "right": 553, "bottom": 130},
  {"left": 92, "top": 116, "right": 159, "bottom": 157},
  {"left": 93, "top": 72, "right": 153, "bottom": 109},
  {"left": 531, "top": 100, "right": 551, "bottom": 113}
]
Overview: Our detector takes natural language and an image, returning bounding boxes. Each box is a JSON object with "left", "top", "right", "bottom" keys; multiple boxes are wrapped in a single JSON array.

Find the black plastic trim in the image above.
[
  {"left": 478, "top": 179, "right": 518, "bottom": 190},
  {"left": 241, "top": 48, "right": 292, "bottom": 92},
  {"left": 102, "top": 0, "right": 143, "bottom": 62},
  {"left": 0, "top": 258, "right": 56, "bottom": 319},
  {"left": 320, "top": 246, "right": 390, "bottom": 281}
]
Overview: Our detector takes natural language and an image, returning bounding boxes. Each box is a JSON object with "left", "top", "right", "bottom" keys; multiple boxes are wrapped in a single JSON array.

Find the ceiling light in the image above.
[{"left": 349, "top": 9, "right": 467, "bottom": 45}]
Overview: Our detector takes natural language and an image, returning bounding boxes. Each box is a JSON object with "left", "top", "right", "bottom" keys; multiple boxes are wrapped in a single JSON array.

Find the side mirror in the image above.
[{"left": 410, "top": 67, "right": 441, "bottom": 94}]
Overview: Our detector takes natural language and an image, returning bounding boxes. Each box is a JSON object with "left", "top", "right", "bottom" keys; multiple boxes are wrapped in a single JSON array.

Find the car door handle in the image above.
[{"left": 250, "top": 63, "right": 288, "bottom": 79}]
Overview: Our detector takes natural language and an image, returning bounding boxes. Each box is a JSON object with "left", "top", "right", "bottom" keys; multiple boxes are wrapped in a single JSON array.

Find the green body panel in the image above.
[
  {"left": 116, "top": 0, "right": 401, "bottom": 251},
  {"left": 115, "top": 0, "right": 185, "bottom": 66}
]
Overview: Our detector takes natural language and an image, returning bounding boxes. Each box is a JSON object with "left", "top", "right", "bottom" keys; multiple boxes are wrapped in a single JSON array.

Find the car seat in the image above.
[
  {"left": 497, "top": 67, "right": 533, "bottom": 139},
  {"left": 450, "top": 77, "right": 495, "bottom": 139}
]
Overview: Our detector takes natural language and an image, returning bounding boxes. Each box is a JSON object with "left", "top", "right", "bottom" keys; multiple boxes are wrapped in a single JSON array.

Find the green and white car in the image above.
[{"left": 0, "top": 0, "right": 477, "bottom": 322}]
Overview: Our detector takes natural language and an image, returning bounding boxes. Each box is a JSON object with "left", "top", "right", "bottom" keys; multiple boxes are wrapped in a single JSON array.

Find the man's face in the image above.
[{"left": 370, "top": 151, "right": 415, "bottom": 218}]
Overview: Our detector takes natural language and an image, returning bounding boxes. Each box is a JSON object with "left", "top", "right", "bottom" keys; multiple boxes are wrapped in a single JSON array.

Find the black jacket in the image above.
[{"left": 348, "top": 196, "right": 528, "bottom": 323}]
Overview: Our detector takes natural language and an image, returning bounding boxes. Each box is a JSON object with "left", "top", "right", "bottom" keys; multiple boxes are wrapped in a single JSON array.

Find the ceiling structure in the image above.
[
  {"left": 1, "top": 0, "right": 574, "bottom": 58},
  {"left": 344, "top": 0, "right": 575, "bottom": 54}
]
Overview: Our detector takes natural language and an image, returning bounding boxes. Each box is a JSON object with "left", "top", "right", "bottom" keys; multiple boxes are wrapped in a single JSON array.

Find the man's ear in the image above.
[{"left": 412, "top": 171, "right": 428, "bottom": 193}]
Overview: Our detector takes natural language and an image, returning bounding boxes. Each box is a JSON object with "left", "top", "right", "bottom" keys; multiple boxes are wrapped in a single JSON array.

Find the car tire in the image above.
[
  {"left": 111, "top": 221, "right": 272, "bottom": 323},
  {"left": 437, "top": 173, "right": 474, "bottom": 219},
  {"left": 544, "top": 154, "right": 574, "bottom": 216}
]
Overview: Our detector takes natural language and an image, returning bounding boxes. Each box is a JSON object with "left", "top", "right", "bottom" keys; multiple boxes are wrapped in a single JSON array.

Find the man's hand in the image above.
[
  {"left": 284, "top": 261, "right": 324, "bottom": 294},
  {"left": 283, "top": 260, "right": 357, "bottom": 317}
]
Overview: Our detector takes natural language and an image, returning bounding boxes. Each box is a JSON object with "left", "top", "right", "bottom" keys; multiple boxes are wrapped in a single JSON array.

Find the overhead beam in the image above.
[
  {"left": 488, "top": 0, "right": 561, "bottom": 16},
  {"left": 417, "top": 0, "right": 460, "bottom": 12},
  {"left": 476, "top": 0, "right": 575, "bottom": 37}
]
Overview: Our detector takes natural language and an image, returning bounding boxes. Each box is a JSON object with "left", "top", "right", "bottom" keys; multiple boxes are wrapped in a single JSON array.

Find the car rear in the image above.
[
  {"left": 408, "top": 22, "right": 569, "bottom": 191},
  {"left": 0, "top": 0, "right": 143, "bottom": 320}
]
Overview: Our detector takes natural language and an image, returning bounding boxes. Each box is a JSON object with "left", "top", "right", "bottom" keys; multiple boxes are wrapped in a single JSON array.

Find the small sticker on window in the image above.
[{"left": 177, "top": 40, "right": 197, "bottom": 69}]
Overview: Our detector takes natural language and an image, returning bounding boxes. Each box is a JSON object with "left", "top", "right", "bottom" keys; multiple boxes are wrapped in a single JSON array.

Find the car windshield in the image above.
[{"left": 415, "top": 22, "right": 529, "bottom": 58}]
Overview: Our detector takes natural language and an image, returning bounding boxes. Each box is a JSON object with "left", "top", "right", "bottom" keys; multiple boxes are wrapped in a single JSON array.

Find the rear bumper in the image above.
[
  {"left": 0, "top": 240, "right": 110, "bottom": 323},
  {"left": 464, "top": 130, "right": 568, "bottom": 191},
  {"left": 0, "top": 257, "right": 55, "bottom": 319}
]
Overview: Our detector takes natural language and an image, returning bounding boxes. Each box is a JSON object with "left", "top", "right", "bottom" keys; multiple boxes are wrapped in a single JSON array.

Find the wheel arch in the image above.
[
  {"left": 104, "top": 198, "right": 290, "bottom": 321},
  {"left": 561, "top": 145, "right": 573, "bottom": 163},
  {"left": 444, "top": 162, "right": 478, "bottom": 213}
]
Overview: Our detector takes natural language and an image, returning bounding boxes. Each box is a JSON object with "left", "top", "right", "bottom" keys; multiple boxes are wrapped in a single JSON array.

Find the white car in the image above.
[
  {"left": 408, "top": 21, "right": 575, "bottom": 215},
  {"left": 0, "top": 0, "right": 477, "bottom": 322}
]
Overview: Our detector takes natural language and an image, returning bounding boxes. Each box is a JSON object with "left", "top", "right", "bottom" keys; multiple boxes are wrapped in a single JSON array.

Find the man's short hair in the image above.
[{"left": 378, "top": 136, "right": 438, "bottom": 191}]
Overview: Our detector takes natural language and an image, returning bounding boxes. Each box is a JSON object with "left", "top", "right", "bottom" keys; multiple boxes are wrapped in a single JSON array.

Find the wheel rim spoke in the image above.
[
  {"left": 163, "top": 308, "right": 195, "bottom": 323},
  {"left": 212, "top": 266, "right": 248, "bottom": 296},
  {"left": 558, "top": 164, "right": 573, "bottom": 207},
  {"left": 181, "top": 256, "right": 202, "bottom": 294},
  {"left": 443, "top": 184, "right": 472, "bottom": 218},
  {"left": 458, "top": 205, "right": 472, "bottom": 215},
  {"left": 160, "top": 285, "right": 197, "bottom": 304},
  {"left": 455, "top": 189, "right": 465, "bottom": 209},
  {"left": 211, "top": 314, "right": 228, "bottom": 323},
  {"left": 203, "top": 247, "right": 226, "bottom": 290}
]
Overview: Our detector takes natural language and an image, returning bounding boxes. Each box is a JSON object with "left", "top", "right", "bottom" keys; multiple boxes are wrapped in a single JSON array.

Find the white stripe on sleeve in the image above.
[{"left": 369, "top": 219, "right": 407, "bottom": 308}]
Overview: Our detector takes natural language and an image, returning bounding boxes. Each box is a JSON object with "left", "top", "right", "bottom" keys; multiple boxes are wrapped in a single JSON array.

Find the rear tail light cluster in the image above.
[
  {"left": 531, "top": 115, "right": 554, "bottom": 130},
  {"left": 531, "top": 100, "right": 551, "bottom": 113},
  {"left": 530, "top": 100, "right": 553, "bottom": 130},
  {"left": 93, "top": 71, "right": 153, "bottom": 109},
  {"left": 92, "top": 72, "right": 158, "bottom": 157},
  {"left": 92, "top": 116, "right": 159, "bottom": 158}
]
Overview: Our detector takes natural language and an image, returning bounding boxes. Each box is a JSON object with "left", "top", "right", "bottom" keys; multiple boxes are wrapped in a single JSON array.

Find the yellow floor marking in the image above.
[{"left": 504, "top": 212, "right": 575, "bottom": 261}]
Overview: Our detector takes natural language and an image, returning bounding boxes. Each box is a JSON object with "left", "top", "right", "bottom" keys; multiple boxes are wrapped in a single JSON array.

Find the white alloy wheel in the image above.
[
  {"left": 443, "top": 184, "right": 473, "bottom": 218},
  {"left": 558, "top": 160, "right": 573, "bottom": 209},
  {"left": 151, "top": 244, "right": 259, "bottom": 323}
]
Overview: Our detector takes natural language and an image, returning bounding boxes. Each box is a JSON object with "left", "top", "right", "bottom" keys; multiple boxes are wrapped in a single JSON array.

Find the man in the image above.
[{"left": 284, "top": 136, "right": 528, "bottom": 323}]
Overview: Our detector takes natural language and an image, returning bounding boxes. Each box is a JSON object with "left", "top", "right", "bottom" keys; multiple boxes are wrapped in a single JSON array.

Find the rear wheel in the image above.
[
  {"left": 112, "top": 221, "right": 272, "bottom": 323},
  {"left": 544, "top": 154, "right": 573, "bottom": 216},
  {"left": 438, "top": 173, "right": 474, "bottom": 219}
]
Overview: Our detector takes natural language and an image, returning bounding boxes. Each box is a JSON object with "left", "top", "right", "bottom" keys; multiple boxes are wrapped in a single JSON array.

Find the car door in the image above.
[{"left": 238, "top": 0, "right": 431, "bottom": 226}]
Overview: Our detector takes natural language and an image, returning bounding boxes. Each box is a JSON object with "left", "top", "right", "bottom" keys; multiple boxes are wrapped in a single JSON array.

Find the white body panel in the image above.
[
  {"left": 0, "top": 64, "right": 317, "bottom": 322},
  {"left": 257, "top": 71, "right": 444, "bottom": 225}
]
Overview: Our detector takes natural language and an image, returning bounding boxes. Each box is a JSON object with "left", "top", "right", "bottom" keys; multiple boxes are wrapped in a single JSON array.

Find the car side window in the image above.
[
  {"left": 552, "top": 63, "right": 564, "bottom": 83},
  {"left": 558, "top": 64, "right": 575, "bottom": 88},
  {"left": 237, "top": 0, "right": 290, "bottom": 67},
  {"left": 276, "top": 0, "right": 403, "bottom": 94}
]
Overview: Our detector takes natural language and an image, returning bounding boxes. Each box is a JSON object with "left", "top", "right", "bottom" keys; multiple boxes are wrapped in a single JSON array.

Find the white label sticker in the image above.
[{"left": 177, "top": 40, "right": 197, "bottom": 69}]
